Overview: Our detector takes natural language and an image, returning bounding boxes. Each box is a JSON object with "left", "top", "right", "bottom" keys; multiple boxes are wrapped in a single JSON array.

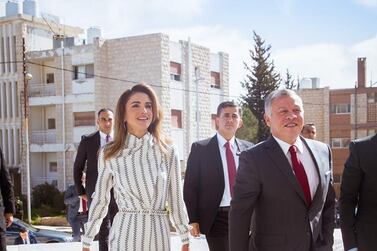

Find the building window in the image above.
[
  {"left": 331, "top": 138, "right": 350, "bottom": 148},
  {"left": 46, "top": 73, "right": 55, "bottom": 84},
  {"left": 210, "top": 71, "right": 220, "bottom": 89},
  {"left": 47, "top": 118, "right": 56, "bottom": 129},
  {"left": 331, "top": 104, "right": 351, "bottom": 114},
  {"left": 170, "top": 62, "right": 181, "bottom": 81},
  {"left": 367, "top": 92, "right": 377, "bottom": 103},
  {"left": 49, "top": 162, "right": 58, "bottom": 172},
  {"left": 211, "top": 114, "right": 217, "bottom": 130},
  {"left": 74, "top": 112, "right": 95, "bottom": 126},
  {"left": 171, "top": 110, "right": 182, "bottom": 128},
  {"left": 73, "top": 64, "right": 94, "bottom": 80}
]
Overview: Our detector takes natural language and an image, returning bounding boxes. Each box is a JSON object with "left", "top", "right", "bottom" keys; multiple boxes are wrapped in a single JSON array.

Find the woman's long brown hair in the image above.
[{"left": 104, "top": 83, "right": 170, "bottom": 160}]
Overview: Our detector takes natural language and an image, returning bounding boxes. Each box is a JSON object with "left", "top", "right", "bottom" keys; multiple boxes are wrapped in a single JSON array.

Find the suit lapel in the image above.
[
  {"left": 265, "top": 136, "right": 308, "bottom": 206},
  {"left": 208, "top": 136, "right": 225, "bottom": 188},
  {"left": 302, "top": 138, "right": 324, "bottom": 210}
]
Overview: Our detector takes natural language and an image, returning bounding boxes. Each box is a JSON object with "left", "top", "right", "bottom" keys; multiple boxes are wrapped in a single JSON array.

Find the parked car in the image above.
[{"left": 5, "top": 218, "right": 73, "bottom": 245}]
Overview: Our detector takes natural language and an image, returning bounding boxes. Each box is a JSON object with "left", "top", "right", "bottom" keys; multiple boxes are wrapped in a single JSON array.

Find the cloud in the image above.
[
  {"left": 274, "top": 35, "right": 377, "bottom": 89},
  {"left": 354, "top": 0, "right": 377, "bottom": 7}
]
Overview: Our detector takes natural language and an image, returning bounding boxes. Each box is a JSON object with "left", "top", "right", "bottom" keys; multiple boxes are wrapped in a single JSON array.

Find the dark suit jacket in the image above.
[
  {"left": 64, "top": 185, "right": 80, "bottom": 222},
  {"left": 183, "top": 135, "right": 253, "bottom": 235},
  {"left": 229, "top": 136, "right": 335, "bottom": 251},
  {"left": 14, "top": 235, "right": 37, "bottom": 245},
  {"left": 73, "top": 131, "right": 117, "bottom": 214},
  {"left": 74, "top": 131, "right": 101, "bottom": 199},
  {"left": 0, "top": 147, "right": 15, "bottom": 231},
  {"left": 340, "top": 134, "right": 377, "bottom": 251}
]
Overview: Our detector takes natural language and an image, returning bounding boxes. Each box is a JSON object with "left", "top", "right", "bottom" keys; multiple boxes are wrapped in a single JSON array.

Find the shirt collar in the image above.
[
  {"left": 273, "top": 136, "right": 304, "bottom": 155},
  {"left": 216, "top": 132, "right": 236, "bottom": 149},
  {"left": 99, "top": 131, "right": 113, "bottom": 140}
]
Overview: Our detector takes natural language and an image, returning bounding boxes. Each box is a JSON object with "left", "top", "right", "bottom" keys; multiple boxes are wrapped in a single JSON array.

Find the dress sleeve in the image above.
[
  {"left": 81, "top": 148, "right": 114, "bottom": 248},
  {"left": 167, "top": 145, "right": 190, "bottom": 244}
]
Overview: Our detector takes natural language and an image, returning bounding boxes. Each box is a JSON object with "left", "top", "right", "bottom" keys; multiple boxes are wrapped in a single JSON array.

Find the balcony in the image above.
[
  {"left": 31, "top": 130, "right": 57, "bottom": 144},
  {"left": 29, "top": 84, "right": 56, "bottom": 97}
]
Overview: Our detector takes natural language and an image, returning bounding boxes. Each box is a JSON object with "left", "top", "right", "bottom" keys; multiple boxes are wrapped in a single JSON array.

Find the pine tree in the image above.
[
  {"left": 240, "top": 31, "right": 280, "bottom": 142},
  {"left": 283, "top": 69, "right": 297, "bottom": 90}
]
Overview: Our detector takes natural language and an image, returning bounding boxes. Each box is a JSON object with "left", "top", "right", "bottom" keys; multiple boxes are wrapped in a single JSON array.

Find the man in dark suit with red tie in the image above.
[
  {"left": 184, "top": 101, "right": 253, "bottom": 251},
  {"left": 74, "top": 108, "right": 117, "bottom": 251},
  {"left": 229, "top": 89, "right": 335, "bottom": 251}
]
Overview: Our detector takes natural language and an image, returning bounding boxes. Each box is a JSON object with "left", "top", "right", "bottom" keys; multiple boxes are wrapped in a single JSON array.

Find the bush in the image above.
[{"left": 32, "top": 183, "right": 65, "bottom": 216}]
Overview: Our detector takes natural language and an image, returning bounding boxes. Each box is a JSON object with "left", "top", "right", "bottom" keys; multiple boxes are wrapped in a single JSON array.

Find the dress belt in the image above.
[{"left": 119, "top": 208, "right": 168, "bottom": 216}]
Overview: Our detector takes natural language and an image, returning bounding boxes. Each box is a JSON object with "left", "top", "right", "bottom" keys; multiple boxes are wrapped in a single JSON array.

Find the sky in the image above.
[{"left": 2, "top": 0, "right": 377, "bottom": 98}]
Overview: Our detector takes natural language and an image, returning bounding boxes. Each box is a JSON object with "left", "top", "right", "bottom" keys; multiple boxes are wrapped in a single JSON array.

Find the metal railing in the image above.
[
  {"left": 29, "top": 84, "right": 56, "bottom": 97},
  {"left": 30, "top": 130, "right": 57, "bottom": 144}
]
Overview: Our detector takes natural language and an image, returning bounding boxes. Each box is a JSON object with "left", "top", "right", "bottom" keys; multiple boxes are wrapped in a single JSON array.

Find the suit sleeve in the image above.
[
  {"left": 74, "top": 138, "right": 87, "bottom": 196},
  {"left": 183, "top": 142, "right": 200, "bottom": 224},
  {"left": 229, "top": 150, "right": 261, "bottom": 251},
  {"left": 168, "top": 145, "right": 190, "bottom": 244},
  {"left": 339, "top": 141, "right": 362, "bottom": 250},
  {"left": 319, "top": 145, "right": 335, "bottom": 249},
  {"left": 0, "top": 147, "right": 15, "bottom": 215}
]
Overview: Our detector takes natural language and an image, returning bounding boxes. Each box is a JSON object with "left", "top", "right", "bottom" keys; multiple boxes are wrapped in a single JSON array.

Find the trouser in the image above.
[
  {"left": 0, "top": 229, "right": 7, "bottom": 251},
  {"left": 206, "top": 208, "right": 229, "bottom": 251}
]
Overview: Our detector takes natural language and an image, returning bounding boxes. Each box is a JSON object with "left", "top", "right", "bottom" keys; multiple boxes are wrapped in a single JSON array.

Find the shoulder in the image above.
[
  {"left": 81, "top": 131, "right": 99, "bottom": 141},
  {"left": 352, "top": 134, "right": 376, "bottom": 147},
  {"left": 236, "top": 138, "right": 254, "bottom": 148},
  {"left": 192, "top": 136, "right": 214, "bottom": 148}
]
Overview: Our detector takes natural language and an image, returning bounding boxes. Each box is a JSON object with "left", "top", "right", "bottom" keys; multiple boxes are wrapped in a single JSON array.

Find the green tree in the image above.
[
  {"left": 282, "top": 69, "right": 297, "bottom": 90},
  {"left": 236, "top": 106, "right": 258, "bottom": 143},
  {"left": 240, "top": 31, "right": 280, "bottom": 142}
]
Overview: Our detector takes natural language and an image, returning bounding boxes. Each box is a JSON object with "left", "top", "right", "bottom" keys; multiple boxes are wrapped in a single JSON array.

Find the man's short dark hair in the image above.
[
  {"left": 97, "top": 108, "right": 113, "bottom": 117},
  {"left": 20, "top": 228, "right": 27, "bottom": 233},
  {"left": 216, "top": 101, "right": 241, "bottom": 116}
]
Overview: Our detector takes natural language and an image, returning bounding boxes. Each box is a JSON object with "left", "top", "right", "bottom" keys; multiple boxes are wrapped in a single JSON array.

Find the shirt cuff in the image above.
[
  {"left": 180, "top": 232, "right": 190, "bottom": 244},
  {"left": 81, "top": 235, "right": 93, "bottom": 248},
  {"left": 348, "top": 248, "right": 358, "bottom": 251}
]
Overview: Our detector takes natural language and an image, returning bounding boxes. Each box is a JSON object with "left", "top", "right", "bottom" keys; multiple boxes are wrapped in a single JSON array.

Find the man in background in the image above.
[
  {"left": 301, "top": 123, "right": 316, "bottom": 139},
  {"left": 13, "top": 228, "right": 37, "bottom": 245},
  {"left": 74, "top": 108, "right": 117, "bottom": 251},
  {"left": 184, "top": 101, "right": 253, "bottom": 251}
]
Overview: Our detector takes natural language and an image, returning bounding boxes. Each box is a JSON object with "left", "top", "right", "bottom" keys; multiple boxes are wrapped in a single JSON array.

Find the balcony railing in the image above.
[
  {"left": 29, "top": 84, "right": 56, "bottom": 97},
  {"left": 30, "top": 130, "right": 57, "bottom": 144}
]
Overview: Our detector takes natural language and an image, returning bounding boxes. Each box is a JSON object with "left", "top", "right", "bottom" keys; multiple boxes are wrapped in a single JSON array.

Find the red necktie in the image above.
[
  {"left": 82, "top": 198, "right": 87, "bottom": 212},
  {"left": 289, "top": 145, "right": 312, "bottom": 205},
  {"left": 225, "top": 141, "right": 237, "bottom": 196}
]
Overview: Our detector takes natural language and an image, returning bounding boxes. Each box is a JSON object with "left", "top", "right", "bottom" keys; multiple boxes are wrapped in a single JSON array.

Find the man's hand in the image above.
[
  {"left": 181, "top": 243, "right": 189, "bottom": 251},
  {"left": 4, "top": 213, "right": 13, "bottom": 227},
  {"left": 82, "top": 248, "right": 90, "bottom": 251},
  {"left": 189, "top": 222, "right": 201, "bottom": 237},
  {"left": 80, "top": 194, "right": 88, "bottom": 201}
]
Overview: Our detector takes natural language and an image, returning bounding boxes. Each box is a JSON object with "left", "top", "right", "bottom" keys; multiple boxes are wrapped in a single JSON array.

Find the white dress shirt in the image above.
[{"left": 217, "top": 133, "right": 239, "bottom": 207}]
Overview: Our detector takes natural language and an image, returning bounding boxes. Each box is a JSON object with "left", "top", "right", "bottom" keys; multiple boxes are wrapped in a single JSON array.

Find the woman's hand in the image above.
[{"left": 181, "top": 243, "right": 189, "bottom": 251}]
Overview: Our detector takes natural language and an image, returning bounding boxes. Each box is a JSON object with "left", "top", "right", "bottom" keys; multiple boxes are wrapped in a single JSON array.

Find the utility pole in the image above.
[{"left": 22, "top": 37, "right": 32, "bottom": 223}]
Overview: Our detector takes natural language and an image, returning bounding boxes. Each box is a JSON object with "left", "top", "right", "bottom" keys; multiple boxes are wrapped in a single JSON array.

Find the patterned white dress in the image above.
[{"left": 82, "top": 133, "right": 190, "bottom": 250}]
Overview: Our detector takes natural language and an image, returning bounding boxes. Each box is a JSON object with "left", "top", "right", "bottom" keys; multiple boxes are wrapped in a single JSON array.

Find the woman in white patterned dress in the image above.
[{"left": 82, "top": 84, "right": 190, "bottom": 251}]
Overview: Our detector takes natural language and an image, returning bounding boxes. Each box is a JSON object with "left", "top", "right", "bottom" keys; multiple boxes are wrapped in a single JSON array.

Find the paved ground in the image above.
[{"left": 37, "top": 225, "right": 344, "bottom": 250}]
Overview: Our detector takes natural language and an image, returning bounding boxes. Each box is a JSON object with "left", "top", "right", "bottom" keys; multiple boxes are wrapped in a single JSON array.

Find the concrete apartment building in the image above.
[
  {"left": 27, "top": 34, "right": 229, "bottom": 192},
  {"left": 298, "top": 58, "right": 377, "bottom": 195},
  {"left": 0, "top": 1, "right": 230, "bottom": 194},
  {"left": 0, "top": 0, "right": 82, "bottom": 195}
]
